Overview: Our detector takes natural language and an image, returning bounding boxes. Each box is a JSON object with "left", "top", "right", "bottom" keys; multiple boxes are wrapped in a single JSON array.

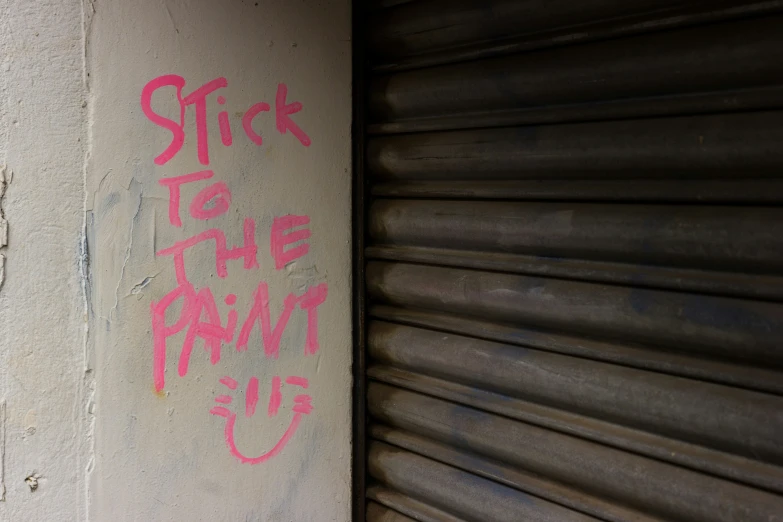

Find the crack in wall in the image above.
[
  {"left": 0, "top": 400, "right": 6, "bottom": 501},
  {"left": 0, "top": 166, "right": 7, "bottom": 502},
  {"left": 0, "top": 166, "right": 9, "bottom": 293},
  {"left": 80, "top": 1, "right": 96, "bottom": 519},
  {"left": 111, "top": 178, "right": 142, "bottom": 320}
]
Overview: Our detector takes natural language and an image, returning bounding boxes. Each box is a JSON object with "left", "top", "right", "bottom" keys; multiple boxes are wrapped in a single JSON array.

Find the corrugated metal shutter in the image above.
[{"left": 358, "top": 1, "right": 783, "bottom": 520}]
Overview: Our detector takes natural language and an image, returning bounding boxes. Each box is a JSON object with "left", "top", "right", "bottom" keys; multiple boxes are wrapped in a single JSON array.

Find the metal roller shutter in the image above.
[{"left": 357, "top": 1, "right": 783, "bottom": 520}]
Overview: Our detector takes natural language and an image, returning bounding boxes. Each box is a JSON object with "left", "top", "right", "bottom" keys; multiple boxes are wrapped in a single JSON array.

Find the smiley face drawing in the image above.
[{"left": 210, "top": 375, "right": 313, "bottom": 464}]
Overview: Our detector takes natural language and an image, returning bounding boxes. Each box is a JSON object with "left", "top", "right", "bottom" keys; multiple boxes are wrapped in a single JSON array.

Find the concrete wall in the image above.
[
  {"left": 0, "top": 1, "right": 91, "bottom": 520},
  {"left": 0, "top": 0, "right": 352, "bottom": 520}
]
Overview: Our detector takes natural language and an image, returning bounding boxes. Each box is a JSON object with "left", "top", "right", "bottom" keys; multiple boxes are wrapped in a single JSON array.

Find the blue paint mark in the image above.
[
  {"left": 100, "top": 191, "right": 120, "bottom": 215},
  {"left": 629, "top": 288, "right": 654, "bottom": 314},
  {"left": 494, "top": 342, "right": 529, "bottom": 359},
  {"left": 681, "top": 295, "right": 774, "bottom": 333},
  {"left": 264, "top": 416, "right": 320, "bottom": 519}
]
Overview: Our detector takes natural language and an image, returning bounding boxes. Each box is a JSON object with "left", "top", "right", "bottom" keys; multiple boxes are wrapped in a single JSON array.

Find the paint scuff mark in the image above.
[
  {"left": 81, "top": 0, "right": 96, "bottom": 91},
  {"left": 286, "top": 263, "right": 325, "bottom": 293},
  {"left": 23, "top": 410, "right": 36, "bottom": 438},
  {"left": 130, "top": 272, "right": 161, "bottom": 297}
]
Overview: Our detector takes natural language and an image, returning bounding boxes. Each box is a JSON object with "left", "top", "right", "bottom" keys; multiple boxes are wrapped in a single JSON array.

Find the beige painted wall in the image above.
[
  {"left": 0, "top": 0, "right": 352, "bottom": 520},
  {"left": 87, "top": 0, "right": 352, "bottom": 520}
]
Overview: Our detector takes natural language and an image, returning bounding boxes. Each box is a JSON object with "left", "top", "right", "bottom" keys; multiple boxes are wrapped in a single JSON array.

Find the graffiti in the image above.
[
  {"left": 141, "top": 76, "right": 311, "bottom": 166},
  {"left": 210, "top": 375, "right": 312, "bottom": 464},
  {"left": 142, "top": 75, "right": 324, "bottom": 464}
]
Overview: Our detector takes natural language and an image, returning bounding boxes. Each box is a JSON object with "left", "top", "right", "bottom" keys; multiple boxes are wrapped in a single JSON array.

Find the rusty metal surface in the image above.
[{"left": 360, "top": 0, "right": 783, "bottom": 520}]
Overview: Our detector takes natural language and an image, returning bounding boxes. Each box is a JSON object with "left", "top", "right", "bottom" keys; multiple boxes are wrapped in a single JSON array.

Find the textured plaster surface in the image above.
[
  {"left": 0, "top": 0, "right": 91, "bottom": 520},
  {"left": 0, "top": 0, "right": 351, "bottom": 520},
  {"left": 87, "top": 0, "right": 352, "bottom": 520}
]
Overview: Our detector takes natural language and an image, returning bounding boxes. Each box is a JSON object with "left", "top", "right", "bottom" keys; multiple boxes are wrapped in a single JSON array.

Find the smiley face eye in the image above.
[
  {"left": 246, "top": 376, "right": 259, "bottom": 417},
  {"left": 285, "top": 376, "right": 308, "bottom": 388},
  {"left": 211, "top": 375, "right": 312, "bottom": 419},
  {"left": 219, "top": 376, "right": 238, "bottom": 389},
  {"left": 210, "top": 406, "right": 231, "bottom": 418},
  {"left": 292, "top": 394, "right": 313, "bottom": 415}
]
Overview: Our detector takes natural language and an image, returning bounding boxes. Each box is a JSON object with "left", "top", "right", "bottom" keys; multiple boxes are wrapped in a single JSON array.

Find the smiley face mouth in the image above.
[
  {"left": 211, "top": 393, "right": 313, "bottom": 464},
  {"left": 220, "top": 410, "right": 304, "bottom": 464}
]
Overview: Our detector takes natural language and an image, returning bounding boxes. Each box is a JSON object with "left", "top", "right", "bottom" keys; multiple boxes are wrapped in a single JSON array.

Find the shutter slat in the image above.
[
  {"left": 367, "top": 262, "right": 783, "bottom": 366},
  {"left": 370, "top": 305, "right": 783, "bottom": 395},
  {"left": 370, "top": 1, "right": 783, "bottom": 71},
  {"left": 368, "top": 112, "right": 783, "bottom": 181},
  {"left": 367, "top": 245, "right": 783, "bottom": 301},
  {"left": 367, "top": 487, "right": 468, "bottom": 522},
  {"left": 370, "top": 200, "right": 783, "bottom": 273},
  {"left": 371, "top": 179, "right": 783, "bottom": 203},
  {"left": 369, "top": 441, "right": 601, "bottom": 522},
  {"left": 369, "top": 365, "right": 783, "bottom": 495},
  {"left": 371, "top": 16, "right": 783, "bottom": 122},
  {"left": 368, "top": 322, "right": 783, "bottom": 464},
  {"left": 371, "top": 425, "right": 664, "bottom": 522},
  {"left": 369, "top": 384, "right": 783, "bottom": 522}
]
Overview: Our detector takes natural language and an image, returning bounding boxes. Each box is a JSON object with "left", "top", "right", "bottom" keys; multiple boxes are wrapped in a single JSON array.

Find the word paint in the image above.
[
  {"left": 142, "top": 75, "right": 324, "bottom": 465},
  {"left": 141, "top": 76, "right": 311, "bottom": 166}
]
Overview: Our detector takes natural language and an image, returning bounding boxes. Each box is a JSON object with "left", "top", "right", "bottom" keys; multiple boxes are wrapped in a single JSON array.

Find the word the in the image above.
[{"left": 141, "top": 76, "right": 311, "bottom": 166}]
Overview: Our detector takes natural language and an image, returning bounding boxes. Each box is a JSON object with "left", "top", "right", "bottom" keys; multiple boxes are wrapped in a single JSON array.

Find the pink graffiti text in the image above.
[{"left": 141, "top": 76, "right": 311, "bottom": 166}]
